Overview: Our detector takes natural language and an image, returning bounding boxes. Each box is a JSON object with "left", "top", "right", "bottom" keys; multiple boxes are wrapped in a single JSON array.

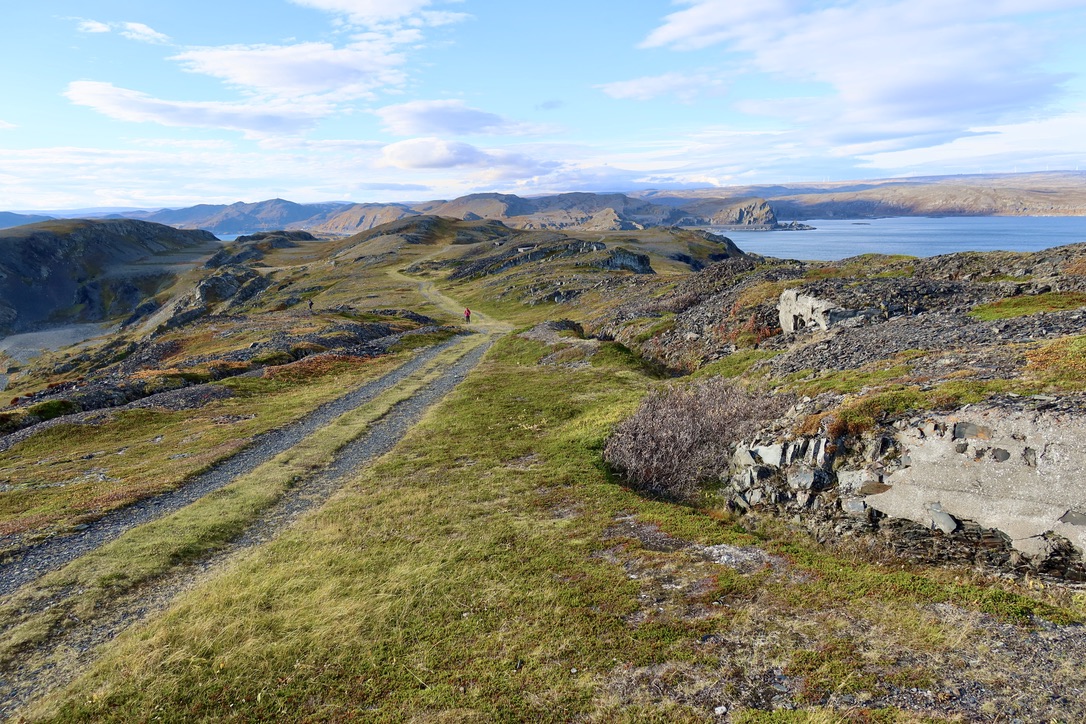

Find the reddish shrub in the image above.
[{"left": 604, "top": 378, "right": 791, "bottom": 501}]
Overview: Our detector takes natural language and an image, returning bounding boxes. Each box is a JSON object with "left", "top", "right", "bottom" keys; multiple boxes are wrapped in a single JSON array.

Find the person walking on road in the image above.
[{"left": 464, "top": 308, "right": 471, "bottom": 323}]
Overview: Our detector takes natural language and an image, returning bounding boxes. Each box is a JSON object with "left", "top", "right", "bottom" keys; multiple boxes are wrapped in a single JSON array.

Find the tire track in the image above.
[
  {"left": 0, "top": 335, "right": 468, "bottom": 598},
  {"left": 1, "top": 336, "right": 495, "bottom": 717}
]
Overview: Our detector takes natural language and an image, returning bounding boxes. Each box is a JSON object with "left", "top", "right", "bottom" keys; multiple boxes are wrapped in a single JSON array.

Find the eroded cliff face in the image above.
[{"left": 0, "top": 219, "right": 219, "bottom": 333}]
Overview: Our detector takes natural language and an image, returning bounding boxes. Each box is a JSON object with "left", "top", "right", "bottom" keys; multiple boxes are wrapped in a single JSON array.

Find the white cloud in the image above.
[
  {"left": 378, "top": 137, "right": 488, "bottom": 168},
  {"left": 597, "top": 72, "right": 724, "bottom": 102},
  {"left": 375, "top": 100, "right": 543, "bottom": 136},
  {"left": 119, "top": 22, "right": 170, "bottom": 44},
  {"left": 641, "top": 0, "right": 1082, "bottom": 155},
  {"left": 0, "top": 120, "right": 15, "bottom": 130},
  {"left": 77, "top": 20, "right": 112, "bottom": 33},
  {"left": 642, "top": 0, "right": 793, "bottom": 51},
  {"left": 0, "top": 143, "right": 379, "bottom": 209},
  {"left": 172, "top": 41, "right": 404, "bottom": 100},
  {"left": 257, "top": 138, "right": 384, "bottom": 151},
  {"left": 858, "top": 110, "right": 1086, "bottom": 172},
  {"left": 377, "top": 138, "right": 554, "bottom": 181},
  {"left": 288, "top": 0, "right": 467, "bottom": 27},
  {"left": 64, "top": 81, "right": 323, "bottom": 137},
  {"left": 131, "top": 139, "right": 236, "bottom": 150},
  {"left": 74, "top": 19, "right": 169, "bottom": 43}
]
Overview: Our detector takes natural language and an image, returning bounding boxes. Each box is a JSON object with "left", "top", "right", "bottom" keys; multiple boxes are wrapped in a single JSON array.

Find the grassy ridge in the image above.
[
  {"left": 0, "top": 337, "right": 487, "bottom": 676},
  {"left": 30, "top": 336, "right": 1080, "bottom": 722},
  {"left": 0, "top": 353, "right": 410, "bottom": 543}
]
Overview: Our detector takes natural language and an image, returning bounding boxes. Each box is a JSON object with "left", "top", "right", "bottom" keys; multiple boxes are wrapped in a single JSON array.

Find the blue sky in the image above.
[{"left": 2, "top": 0, "right": 1086, "bottom": 209}]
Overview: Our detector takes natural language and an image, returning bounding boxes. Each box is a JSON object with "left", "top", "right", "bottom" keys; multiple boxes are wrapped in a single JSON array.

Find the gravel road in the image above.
[
  {"left": 0, "top": 336, "right": 493, "bottom": 717},
  {"left": 0, "top": 335, "right": 476, "bottom": 597}
]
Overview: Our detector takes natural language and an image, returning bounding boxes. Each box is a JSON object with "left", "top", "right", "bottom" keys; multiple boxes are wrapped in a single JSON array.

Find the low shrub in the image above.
[
  {"left": 27, "top": 398, "right": 80, "bottom": 421},
  {"left": 604, "top": 378, "right": 791, "bottom": 501},
  {"left": 251, "top": 350, "right": 295, "bottom": 366}
]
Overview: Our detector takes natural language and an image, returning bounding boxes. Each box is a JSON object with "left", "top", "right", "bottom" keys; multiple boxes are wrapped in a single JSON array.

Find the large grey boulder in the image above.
[{"left": 778, "top": 289, "right": 860, "bottom": 333}]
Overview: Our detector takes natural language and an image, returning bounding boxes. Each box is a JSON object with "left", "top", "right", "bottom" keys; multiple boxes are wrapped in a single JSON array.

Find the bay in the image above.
[{"left": 713, "top": 217, "right": 1086, "bottom": 261}]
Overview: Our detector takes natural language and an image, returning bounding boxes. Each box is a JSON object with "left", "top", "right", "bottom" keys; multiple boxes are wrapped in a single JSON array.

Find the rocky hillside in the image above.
[
  {"left": 0, "top": 219, "right": 219, "bottom": 334},
  {"left": 592, "top": 243, "right": 1086, "bottom": 578}
]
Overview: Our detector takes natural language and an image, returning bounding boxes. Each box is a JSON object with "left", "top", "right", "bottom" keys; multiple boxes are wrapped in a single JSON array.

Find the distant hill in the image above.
[
  {"left": 635, "top": 171, "right": 1086, "bottom": 220},
  {"left": 311, "top": 203, "right": 418, "bottom": 234},
  {"left": 10, "top": 171, "right": 1084, "bottom": 237},
  {"left": 142, "top": 199, "right": 350, "bottom": 235},
  {"left": 0, "top": 219, "right": 219, "bottom": 334},
  {"left": 0, "top": 212, "right": 53, "bottom": 231},
  {"left": 102, "top": 193, "right": 778, "bottom": 235}
]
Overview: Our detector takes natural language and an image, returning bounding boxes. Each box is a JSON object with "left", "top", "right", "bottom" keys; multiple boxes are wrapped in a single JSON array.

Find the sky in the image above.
[{"left": 2, "top": 0, "right": 1086, "bottom": 210}]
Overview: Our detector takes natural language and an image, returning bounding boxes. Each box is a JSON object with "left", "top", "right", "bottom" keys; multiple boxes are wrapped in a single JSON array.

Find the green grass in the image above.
[
  {"left": 804, "top": 255, "right": 916, "bottom": 281},
  {"left": 0, "top": 337, "right": 487, "bottom": 678},
  {"left": 27, "top": 334, "right": 1080, "bottom": 722},
  {"left": 969, "top": 291, "right": 1086, "bottom": 320},
  {"left": 634, "top": 316, "right": 676, "bottom": 343},
  {"left": 768, "top": 533, "right": 1078, "bottom": 625},
  {"left": 0, "top": 354, "right": 410, "bottom": 543},
  {"left": 786, "top": 364, "right": 914, "bottom": 397},
  {"left": 1025, "top": 334, "right": 1086, "bottom": 390},
  {"left": 693, "top": 350, "right": 780, "bottom": 379}
]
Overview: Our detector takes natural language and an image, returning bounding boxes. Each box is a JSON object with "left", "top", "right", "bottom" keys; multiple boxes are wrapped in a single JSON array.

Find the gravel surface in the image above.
[
  {"left": 0, "top": 323, "right": 117, "bottom": 391},
  {"left": 0, "top": 335, "right": 472, "bottom": 597},
  {"left": 0, "top": 336, "right": 493, "bottom": 717}
]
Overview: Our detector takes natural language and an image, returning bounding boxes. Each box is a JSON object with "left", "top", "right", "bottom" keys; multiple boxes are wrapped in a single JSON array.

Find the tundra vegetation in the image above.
[{"left": 1, "top": 216, "right": 1084, "bottom": 721}]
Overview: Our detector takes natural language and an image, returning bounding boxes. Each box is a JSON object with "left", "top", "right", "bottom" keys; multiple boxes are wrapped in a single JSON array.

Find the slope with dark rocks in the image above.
[{"left": 0, "top": 219, "right": 220, "bottom": 334}]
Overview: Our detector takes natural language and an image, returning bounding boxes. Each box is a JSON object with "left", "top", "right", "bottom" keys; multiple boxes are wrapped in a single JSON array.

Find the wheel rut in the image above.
[
  {"left": 0, "top": 334, "right": 467, "bottom": 598},
  {"left": 0, "top": 335, "right": 496, "bottom": 717}
]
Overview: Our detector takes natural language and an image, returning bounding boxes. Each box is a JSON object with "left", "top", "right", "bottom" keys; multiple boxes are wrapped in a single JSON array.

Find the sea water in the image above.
[{"left": 715, "top": 217, "right": 1086, "bottom": 261}]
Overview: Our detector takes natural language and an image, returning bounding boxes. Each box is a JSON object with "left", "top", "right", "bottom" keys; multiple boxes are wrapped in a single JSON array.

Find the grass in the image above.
[
  {"left": 0, "top": 352, "right": 411, "bottom": 543},
  {"left": 804, "top": 255, "right": 916, "bottom": 281},
  {"left": 784, "top": 363, "right": 915, "bottom": 398},
  {"left": 968, "top": 291, "right": 1086, "bottom": 320},
  {"left": 1025, "top": 334, "right": 1086, "bottom": 390},
  {"left": 25, "top": 334, "right": 1081, "bottom": 722},
  {"left": 0, "top": 336, "right": 487, "bottom": 678},
  {"left": 634, "top": 315, "right": 676, "bottom": 343}
]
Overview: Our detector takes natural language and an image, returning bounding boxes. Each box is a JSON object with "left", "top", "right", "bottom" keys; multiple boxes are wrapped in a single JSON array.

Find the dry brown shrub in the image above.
[
  {"left": 262, "top": 354, "right": 371, "bottom": 382},
  {"left": 1063, "top": 258, "right": 1086, "bottom": 277},
  {"left": 604, "top": 378, "right": 792, "bottom": 501}
]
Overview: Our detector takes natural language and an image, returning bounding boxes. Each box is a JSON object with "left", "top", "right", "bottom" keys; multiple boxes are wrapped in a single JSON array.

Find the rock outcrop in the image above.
[
  {"left": 595, "top": 248, "right": 654, "bottom": 274},
  {"left": 722, "top": 398, "right": 1086, "bottom": 580},
  {"left": 778, "top": 289, "right": 860, "bottom": 333},
  {"left": 865, "top": 403, "right": 1086, "bottom": 562},
  {"left": 148, "top": 265, "right": 270, "bottom": 333},
  {"left": 205, "top": 230, "right": 315, "bottom": 269}
]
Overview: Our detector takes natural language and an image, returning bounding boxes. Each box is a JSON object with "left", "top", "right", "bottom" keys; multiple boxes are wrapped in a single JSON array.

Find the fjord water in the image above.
[{"left": 717, "top": 216, "right": 1086, "bottom": 261}]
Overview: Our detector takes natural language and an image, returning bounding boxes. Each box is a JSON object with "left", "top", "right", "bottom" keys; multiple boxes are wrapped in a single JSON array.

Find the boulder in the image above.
[{"left": 778, "top": 289, "right": 860, "bottom": 333}]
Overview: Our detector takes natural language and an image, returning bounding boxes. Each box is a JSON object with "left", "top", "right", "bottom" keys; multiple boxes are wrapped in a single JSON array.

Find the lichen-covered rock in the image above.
[{"left": 595, "top": 248, "right": 654, "bottom": 274}]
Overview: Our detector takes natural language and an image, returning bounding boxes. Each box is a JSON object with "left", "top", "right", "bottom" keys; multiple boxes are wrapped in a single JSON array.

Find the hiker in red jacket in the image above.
[{"left": 464, "top": 308, "right": 471, "bottom": 323}]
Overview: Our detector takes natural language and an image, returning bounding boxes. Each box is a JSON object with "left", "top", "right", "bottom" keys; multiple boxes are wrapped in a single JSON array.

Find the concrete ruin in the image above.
[
  {"left": 777, "top": 289, "right": 860, "bottom": 333},
  {"left": 724, "top": 399, "right": 1086, "bottom": 579}
]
